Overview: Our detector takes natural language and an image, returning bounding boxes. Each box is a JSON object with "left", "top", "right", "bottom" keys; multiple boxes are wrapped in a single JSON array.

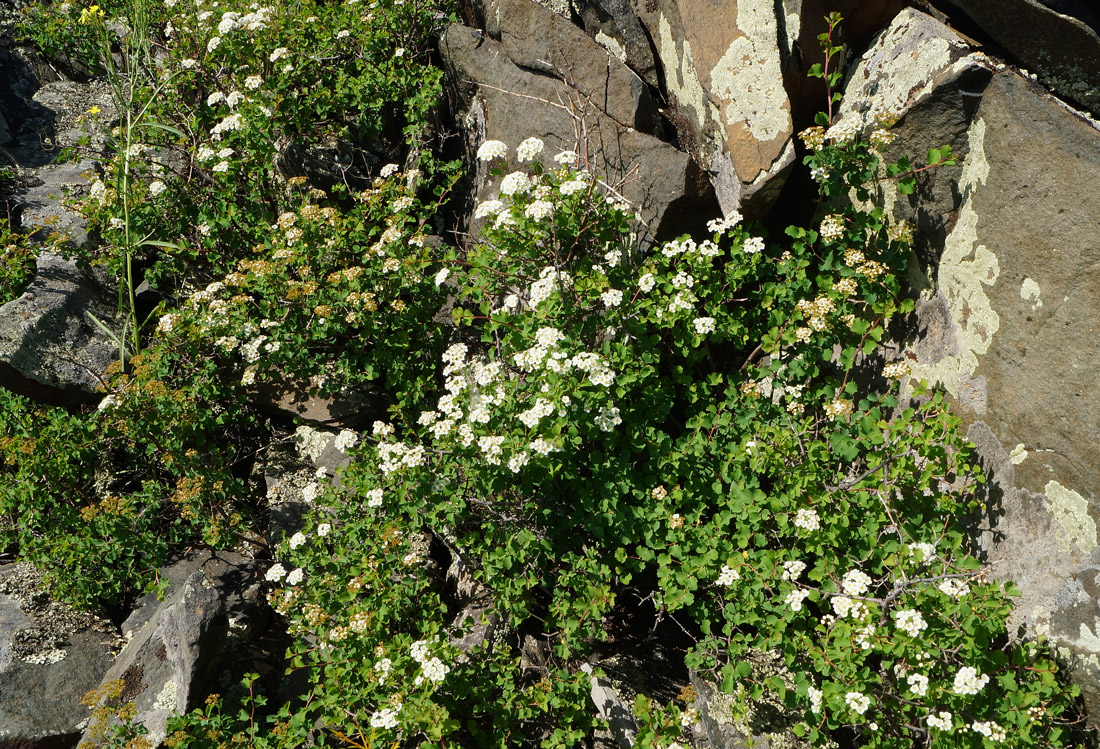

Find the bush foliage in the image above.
[{"left": 3, "top": 4, "right": 1084, "bottom": 748}]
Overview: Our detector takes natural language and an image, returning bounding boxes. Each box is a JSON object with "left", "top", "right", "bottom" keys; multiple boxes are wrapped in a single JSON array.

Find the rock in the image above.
[
  {"left": 0, "top": 563, "right": 117, "bottom": 748},
  {"left": 627, "top": 0, "right": 796, "bottom": 217},
  {"left": 252, "top": 376, "right": 386, "bottom": 428},
  {"left": 939, "top": 0, "right": 1100, "bottom": 116},
  {"left": 580, "top": 663, "right": 637, "bottom": 749},
  {"left": 840, "top": 10, "right": 1100, "bottom": 722},
  {"left": 690, "top": 654, "right": 814, "bottom": 749},
  {"left": 0, "top": 251, "right": 121, "bottom": 406},
  {"left": 832, "top": 8, "right": 991, "bottom": 139},
  {"left": 573, "top": 0, "right": 660, "bottom": 89},
  {"left": 440, "top": 22, "right": 719, "bottom": 246},
  {"left": 16, "top": 159, "right": 98, "bottom": 248},
  {"left": 481, "top": 0, "right": 664, "bottom": 137},
  {"left": 80, "top": 551, "right": 260, "bottom": 746}
]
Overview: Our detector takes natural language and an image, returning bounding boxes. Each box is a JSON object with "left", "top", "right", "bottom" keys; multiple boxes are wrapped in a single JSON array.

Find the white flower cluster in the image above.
[
  {"left": 927, "top": 711, "right": 953, "bottom": 731},
  {"left": 793, "top": 508, "right": 820, "bottom": 531},
  {"left": 907, "top": 672, "right": 929, "bottom": 697},
  {"left": 971, "top": 721, "right": 1006, "bottom": 742},
  {"left": 594, "top": 404, "right": 622, "bottom": 431},
  {"left": 782, "top": 560, "right": 806, "bottom": 581},
  {"left": 819, "top": 214, "right": 845, "bottom": 243},
  {"left": 826, "top": 119, "right": 859, "bottom": 144},
  {"left": 474, "top": 199, "right": 505, "bottom": 219},
  {"left": 377, "top": 441, "right": 425, "bottom": 474},
  {"left": 524, "top": 199, "right": 553, "bottom": 220},
  {"left": 289, "top": 532, "right": 307, "bottom": 549},
  {"left": 706, "top": 211, "right": 742, "bottom": 234},
  {"left": 477, "top": 139, "right": 508, "bottom": 161},
  {"left": 882, "top": 360, "right": 911, "bottom": 379},
  {"left": 952, "top": 666, "right": 989, "bottom": 696},
  {"left": 785, "top": 589, "right": 809, "bottom": 611},
  {"left": 693, "top": 317, "right": 716, "bottom": 336},
  {"left": 894, "top": 608, "right": 928, "bottom": 637},
  {"left": 716, "top": 565, "right": 740, "bottom": 586},
  {"left": 938, "top": 578, "right": 971, "bottom": 598},
  {"left": 334, "top": 429, "right": 358, "bottom": 453},
  {"left": 516, "top": 137, "right": 544, "bottom": 162},
  {"left": 854, "top": 624, "right": 875, "bottom": 650},
  {"left": 370, "top": 707, "right": 399, "bottom": 729},
  {"left": 841, "top": 569, "right": 871, "bottom": 596},
  {"left": 601, "top": 289, "right": 623, "bottom": 307},
  {"left": 500, "top": 171, "right": 530, "bottom": 195},
  {"left": 844, "top": 691, "right": 870, "bottom": 715},
  {"left": 743, "top": 236, "right": 765, "bottom": 254},
  {"left": 831, "top": 596, "right": 869, "bottom": 620},
  {"left": 824, "top": 398, "right": 853, "bottom": 421},
  {"left": 807, "top": 686, "right": 823, "bottom": 713}
]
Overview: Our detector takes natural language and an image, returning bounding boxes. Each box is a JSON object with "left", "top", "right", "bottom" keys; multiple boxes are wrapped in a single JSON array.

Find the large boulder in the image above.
[
  {"left": 440, "top": 18, "right": 719, "bottom": 247},
  {"left": 838, "top": 7, "right": 1100, "bottom": 725},
  {"left": 937, "top": 0, "right": 1100, "bottom": 116},
  {"left": 623, "top": 0, "right": 797, "bottom": 217},
  {"left": 0, "top": 251, "right": 121, "bottom": 406},
  {"left": 80, "top": 551, "right": 262, "bottom": 746},
  {"left": 0, "top": 563, "right": 118, "bottom": 748}
]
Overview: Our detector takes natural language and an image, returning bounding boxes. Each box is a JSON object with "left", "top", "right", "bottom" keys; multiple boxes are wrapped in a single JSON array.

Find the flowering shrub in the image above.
[{"left": 3, "top": 7, "right": 1083, "bottom": 749}]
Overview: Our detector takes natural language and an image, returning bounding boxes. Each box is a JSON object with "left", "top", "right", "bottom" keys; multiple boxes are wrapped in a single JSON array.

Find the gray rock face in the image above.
[
  {"left": 942, "top": 0, "right": 1100, "bottom": 116},
  {"left": 0, "top": 251, "right": 120, "bottom": 406},
  {"left": 80, "top": 551, "right": 260, "bottom": 747},
  {"left": 440, "top": 19, "right": 719, "bottom": 246},
  {"left": 0, "top": 564, "right": 117, "bottom": 748},
  {"left": 838, "top": 8, "right": 1100, "bottom": 725}
]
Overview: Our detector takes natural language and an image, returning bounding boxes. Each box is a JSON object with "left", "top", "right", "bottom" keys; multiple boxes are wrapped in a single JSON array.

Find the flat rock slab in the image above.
[
  {"left": 0, "top": 251, "right": 120, "bottom": 406},
  {"left": 0, "top": 564, "right": 117, "bottom": 748}
]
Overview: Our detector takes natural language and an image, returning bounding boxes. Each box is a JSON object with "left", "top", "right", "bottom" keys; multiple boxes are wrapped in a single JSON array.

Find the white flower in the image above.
[
  {"left": 952, "top": 666, "right": 989, "bottom": 696},
  {"left": 841, "top": 569, "right": 871, "bottom": 597},
  {"left": 907, "top": 672, "right": 929, "bottom": 697},
  {"left": 782, "top": 560, "right": 806, "bottom": 581},
  {"left": 379, "top": 163, "right": 399, "bottom": 178},
  {"left": 927, "top": 711, "right": 953, "bottom": 731},
  {"left": 743, "top": 236, "right": 765, "bottom": 254},
  {"left": 693, "top": 317, "right": 716, "bottom": 335},
  {"left": 317, "top": 523, "right": 331, "bottom": 537},
  {"left": 819, "top": 214, "right": 845, "bottom": 242},
  {"left": 334, "top": 429, "right": 359, "bottom": 453},
  {"left": 369, "top": 707, "right": 399, "bottom": 729},
  {"left": 148, "top": 180, "right": 166, "bottom": 196},
  {"left": 639, "top": 273, "right": 655, "bottom": 292},
  {"left": 525, "top": 200, "right": 553, "bottom": 221},
  {"left": 716, "top": 565, "right": 740, "bottom": 586},
  {"left": 366, "top": 488, "right": 384, "bottom": 507},
  {"left": 594, "top": 404, "right": 622, "bottom": 431},
  {"left": 474, "top": 199, "right": 505, "bottom": 219},
  {"left": 894, "top": 609, "right": 928, "bottom": 637},
  {"left": 499, "top": 171, "right": 530, "bottom": 195},
  {"left": 938, "top": 578, "right": 970, "bottom": 598},
  {"left": 785, "top": 589, "right": 809, "bottom": 611},
  {"left": 844, "top": 691, "right": 870, "bottom": 715},
  {"left": 601, "top": 289, "right": 623, "bottom": 307},
  {"left": 515, "top": 137, "right": 544, "bottom": 162},
  {"left": 336, "top": 29, "right": 351, "bottom": 38},
  {"left": 434, "top": 268, "right": 450, "bottom": 286},
  {"left": 373, "top": 421, "right": 394, "bottom": 437},
  {"left": 285, "top": 567, "right": 304, "bottom": 585},
  {"left": 476, "top": 140, "right": 508, "bottom": 161},
  {"left": 269, "top": 47, "right": 289, "bottom": 62},
  {"left": 207, "top": 91, "right": 225, "bottom": 107},
  {"left": 265, "top": 563, "right": 287, "bottom": 582},
  {"left": 244, "top": 74, "right": 262, "bottom": 89},
  {"left": 288, "top": 532, "right": 307, "bottom": 549},
  {"left": 301, "top": 482, "right": 320, "bottom": 503},
  {"left": 420, "top": 656, "right": 450, "bottom": 683},
  {"left": 226, "top": 90, "right": 244, "bottom": 107},
  {"left": 207, "top": 36, "right": 222, "bottom": 52},
  {"left": 553, "top": 150, "right": 577, "bottom": 165},
  {"left": 793, "top": 508, "right": 820, "bottom": 531},
  {"left": 212, "top": 160, "right": 229, "bottom": 173},
  {"left": 807, "top": 686, "right": 823, "bottom": 713}
]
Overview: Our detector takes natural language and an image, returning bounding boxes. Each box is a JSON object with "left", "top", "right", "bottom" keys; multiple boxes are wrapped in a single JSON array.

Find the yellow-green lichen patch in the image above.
[
  {"left": 909, "top": 116, "right": 1000, "bottom": 397},
  {"left": 1010, "top": 443, "right": 1029, "bottom": 465},
  {"left": 1045, "top": 479, "right": 1097, "bottom": 555},
  {"left": 657, "top": 13, "right": 713, "bottom": 134},
  {"left": 709, "top": 0, "right": 790, "bottom": 145},
  {"left": 1021, "top": 277, "right": 1043, "bottom": 309}
]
